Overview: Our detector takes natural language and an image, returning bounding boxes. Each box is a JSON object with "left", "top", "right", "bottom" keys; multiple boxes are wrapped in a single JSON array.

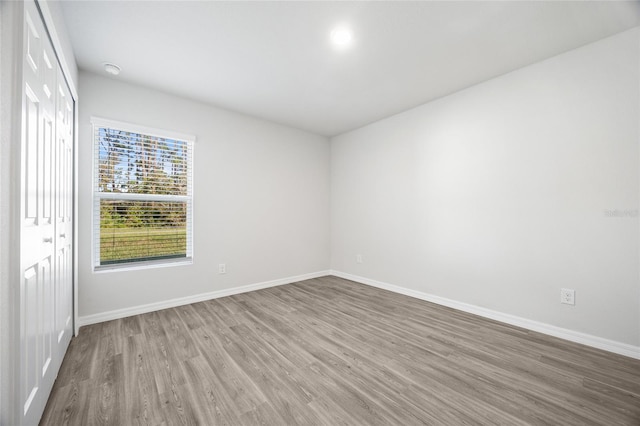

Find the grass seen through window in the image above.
[
  {"left": 100, "top": 227, "right": 186, "bottom": 264},
  {"left": 99, "top": 199, "right": 187, "bottom": 264}
]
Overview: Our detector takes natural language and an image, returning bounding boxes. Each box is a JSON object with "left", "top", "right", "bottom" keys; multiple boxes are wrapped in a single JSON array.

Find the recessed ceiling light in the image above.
[
  {"left": 330, "top": 27, "right": 353, "bottom": 48},
  {"left": 103, "top": 63, "right": 121, "bottom": 76}
]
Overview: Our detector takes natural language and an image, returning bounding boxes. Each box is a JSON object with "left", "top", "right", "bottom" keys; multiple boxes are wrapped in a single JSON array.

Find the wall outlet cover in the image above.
[{"left": 560, "top": 288, "right": 575, "bottom": 305}]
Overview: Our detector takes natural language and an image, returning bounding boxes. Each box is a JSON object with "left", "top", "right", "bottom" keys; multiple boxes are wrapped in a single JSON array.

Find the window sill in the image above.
[{"left": 94, "top": 257, "right": 193, "bottom": 274}]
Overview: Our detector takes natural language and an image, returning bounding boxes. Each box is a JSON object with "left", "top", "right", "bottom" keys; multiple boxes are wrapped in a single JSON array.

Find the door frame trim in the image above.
[{"left": 0, "top": 3, "right": 26, "bottom": 424}]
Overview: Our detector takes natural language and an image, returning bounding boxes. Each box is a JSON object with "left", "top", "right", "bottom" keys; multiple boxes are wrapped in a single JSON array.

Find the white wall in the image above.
[
  {"left": 331, "top": 28, "right": 640, "bottom": 347},
  {"left": 78, "top": 72, "right": 330, "bottom": 319}
]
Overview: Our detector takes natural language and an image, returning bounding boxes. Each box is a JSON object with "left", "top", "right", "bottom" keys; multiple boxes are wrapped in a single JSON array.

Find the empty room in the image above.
[{"left": 1, "top": 0, "right": 640, "bottom": 424}]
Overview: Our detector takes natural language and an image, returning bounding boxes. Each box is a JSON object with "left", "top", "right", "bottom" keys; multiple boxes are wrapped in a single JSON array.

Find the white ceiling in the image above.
[{"left": 61, "top": 1, "right": 640, "bottom": 137}]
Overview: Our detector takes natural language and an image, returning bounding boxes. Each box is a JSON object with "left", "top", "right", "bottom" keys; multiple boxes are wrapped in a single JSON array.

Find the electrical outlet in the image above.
[
  {"left": 560, "top": 288, "right": 575, "bottom": 305},
  {"left": 218, "top": 264, "right": 226, "bottom": 274},
  {"left": 356, "top": 254, "right": 363, "bottom": 264}
]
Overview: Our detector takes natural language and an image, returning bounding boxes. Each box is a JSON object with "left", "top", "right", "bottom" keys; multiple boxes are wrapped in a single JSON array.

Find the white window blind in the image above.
[{"left": 92, "top": 118, "right": 194, "bottom": 270}]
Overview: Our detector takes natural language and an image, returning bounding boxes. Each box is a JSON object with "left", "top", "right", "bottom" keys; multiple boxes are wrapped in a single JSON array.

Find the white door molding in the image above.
[{"left": 0, "top": 2, "right": 27, "bottom": 424}]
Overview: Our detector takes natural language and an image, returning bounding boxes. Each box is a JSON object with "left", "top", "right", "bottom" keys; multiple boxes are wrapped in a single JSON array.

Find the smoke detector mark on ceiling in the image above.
[{"left": 103, "top": 63, "right": 121, "bottom": 76}]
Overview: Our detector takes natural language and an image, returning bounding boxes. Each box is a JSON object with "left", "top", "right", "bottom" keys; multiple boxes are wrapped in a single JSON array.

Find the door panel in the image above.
[
  {"left": 24, "top": 86, "right": 39, "bottom": 225},
  {"left": 24, "top": 11, "right": 40, "bottom": 74},
  {"left": 41, "top": 112, "right": 53, "bottom": 225},
  {"left": 40, "top": 256, "right": 53, "bottom": 379},
  {"left": 55, "top": 65, "right": 73, "bottom": 354},
  {"left": 23, "top": 265, "right": 38, "bottom": 416}
]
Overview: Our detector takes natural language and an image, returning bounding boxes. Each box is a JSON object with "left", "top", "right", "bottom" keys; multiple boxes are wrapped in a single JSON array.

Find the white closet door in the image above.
[
  {"left": 54, "top": 64, "right": 73, "bottom": 359},
  {"left": 20, "top": 1, "right": 74, "bottom": 424}
]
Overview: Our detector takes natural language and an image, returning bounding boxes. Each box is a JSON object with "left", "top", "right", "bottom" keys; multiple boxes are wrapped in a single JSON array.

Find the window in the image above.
[{"left": 92, "top": 118, "right": 194, "bottom": 270}]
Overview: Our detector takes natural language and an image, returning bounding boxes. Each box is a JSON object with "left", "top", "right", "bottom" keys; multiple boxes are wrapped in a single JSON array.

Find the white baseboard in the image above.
[
  {"left": 78, "top": 268, "right": 639, "bottom": 360},
  {"left": 77, "top": 270, "right": 331, "bottom": 327},
  {"left": 330, "top": 270, "right": 640, "bottom": 360}
]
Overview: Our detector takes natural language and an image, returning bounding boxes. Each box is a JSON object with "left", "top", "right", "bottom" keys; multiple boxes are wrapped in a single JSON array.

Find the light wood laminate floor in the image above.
[{"left": 41, "top": 276, "right": 640, "bottom": 425}]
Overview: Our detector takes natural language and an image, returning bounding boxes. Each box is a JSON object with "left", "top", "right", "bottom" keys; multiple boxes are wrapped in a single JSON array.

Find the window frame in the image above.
[{"left": 91, "top": 117, "right": 195, "bottom": 272}]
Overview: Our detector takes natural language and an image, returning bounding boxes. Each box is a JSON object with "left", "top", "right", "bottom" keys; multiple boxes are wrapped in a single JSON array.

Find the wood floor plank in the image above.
[
  {"left": 190, "top": 326, "right": 268, "bottom": 415},
  {"left": 174, "top": 304, "right": 208, "bottom": 331},
  {"left": 120, "top": 314, "right": 142, "bottom": 337},
  {"left": 122, "top": 333, "right": 166, "bottom": 426},
  {"left": 180, "top": 355, "right": 239, "bottom": 425},
  {"left": 38, "top": 379, "right": 92, "bottom": 426},
  {"left": 88, "top": 353, "right": 124, "bottom": 426},
  {"left": 41, "top": 276, "right": 640, "bottom": 425},
  {"left": 53, "top": 323, "right": 102, "bottom": 388},
  {"left": 137, "top": 311, "right": 190, "bottom": 398}
]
